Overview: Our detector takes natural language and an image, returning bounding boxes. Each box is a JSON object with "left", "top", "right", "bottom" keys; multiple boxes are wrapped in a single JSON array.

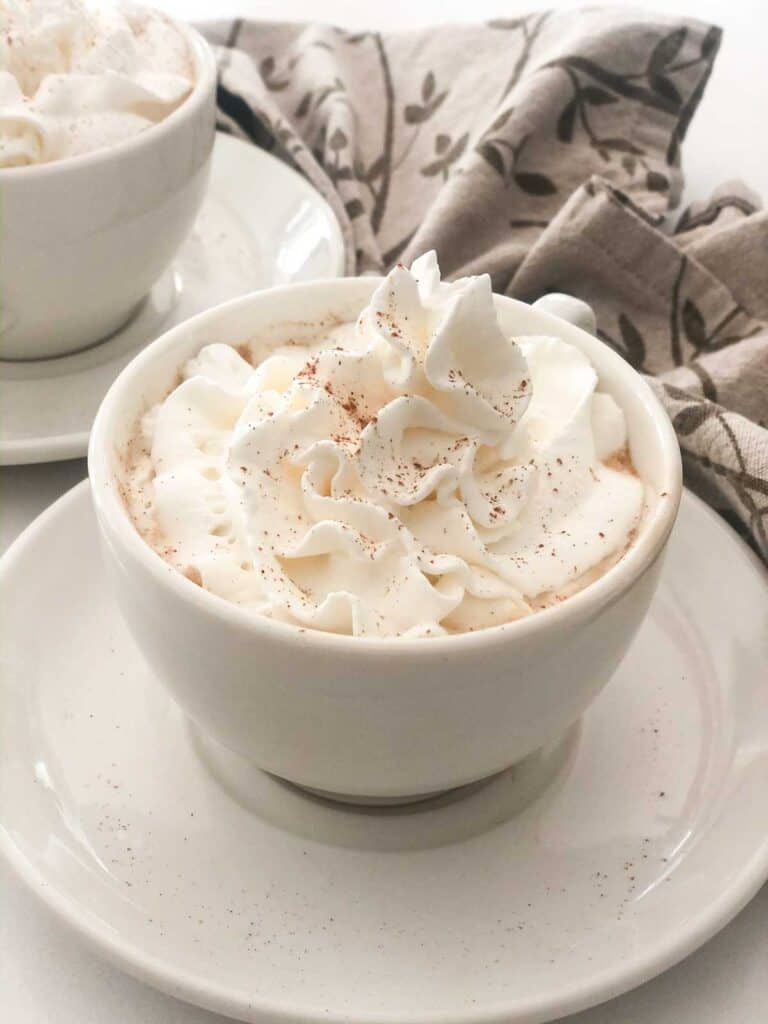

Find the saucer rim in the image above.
[
  {"left": 1, "top": 481, "right": 767, "bottom": 1024},
  {"left": 0, "top": 431, "right": 89, "bottom": 465},
  {"left": 0, "top": 134, "right": 346, "bottom": 467}
]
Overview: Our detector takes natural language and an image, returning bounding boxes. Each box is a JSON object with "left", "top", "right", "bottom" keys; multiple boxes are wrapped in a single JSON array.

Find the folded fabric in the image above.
[{"left": 203, "top": 11, "right": 768, "bottom": 558}]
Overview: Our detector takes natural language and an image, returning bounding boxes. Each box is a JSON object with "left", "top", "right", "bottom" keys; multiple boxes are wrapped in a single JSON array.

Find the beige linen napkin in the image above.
[{"left": 203, "top": 10, "right": 768, "bottom": 558}]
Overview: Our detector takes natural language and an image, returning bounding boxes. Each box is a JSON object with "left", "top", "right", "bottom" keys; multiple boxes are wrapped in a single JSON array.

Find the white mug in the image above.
[
  {"left": 89, "top": 280, "right": 682, "bottom": 803},
  {"left": 0, "top": 22, "right": 217, "bottom": 361}
]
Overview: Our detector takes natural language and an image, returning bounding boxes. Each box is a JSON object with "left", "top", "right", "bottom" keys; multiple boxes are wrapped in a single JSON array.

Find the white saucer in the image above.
[
  {"left": 1, "top": 483, "right": 767, "bottom": 1024},
  {"left": 0, "top": 133, "right": 345, "bottom": 467}
]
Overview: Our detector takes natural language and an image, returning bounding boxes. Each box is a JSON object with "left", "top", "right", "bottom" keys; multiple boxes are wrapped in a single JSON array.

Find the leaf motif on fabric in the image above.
[
  {"left": 404, "top": 88, "right": 448, "bottom": 126},
  {"left": 421, "top": 132, "right": 469, "bottom": 177},
  {"left": 648, "top": 27, "right": 687, "bottom": 74},
  {"left": 509, "top": 218, "right": 549, "bottom": 229},
  {"left": 650, "top": 74, "right": 681, "bottom": 107},
  {"left": 447, "top": 133, "right": 469, "bottom": 162},
  {"left": 294, "top": 92, "right": 313, "bottom": 118},
  {"left": 363, "top": 155, "right": 387, "bottom": 182},
  {"left": 489, "top": 107, "right": 515, "bottom": 132},
  {"left": 404, "top": 104, "right": 428, "bottom": 125},
  {"left": 328, "top": 127, "right": 348, "bottom": 151},
  {"left": 259, "top": 55, "right": 291, "bottom": 91},
  {"left": 345, "top": 198, "right": 365, "bottom": 219},
  {"left": 682, "top": 299, "right": 708, "bottom": 348},
  {"left": 581, "top": 86, "right": 617, "bottom": 105},
  {"left": 673, "top": 403, "right": 715, "bottom": 436},
  {"left": 478, "top": 140, "right": 506, "bottom": 178},
  {"left": 700, "top": 25, "right": 721, "bottom": 59},
  {"left": 513, "top": 171, "right": 557, "bottom": 196},
  {"left": 488, "top": 17, "right": 524, "bottom": 30},
  {"left": 556, "top": 98, "right": 577, "bottom": 143},
  {"left": 646, "top": 170, "right": 670, "bottom": 192},
  {"left": 618, "top": 314, "right": 646, "bottom": 368},
  {"left": 598, "top": 137, "right": 646, "bottom": 155}
]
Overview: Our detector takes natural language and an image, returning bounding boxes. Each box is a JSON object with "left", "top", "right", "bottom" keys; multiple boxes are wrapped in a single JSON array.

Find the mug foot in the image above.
[{"left": 189, "top": 721, "right": 580, "bottom": 812}]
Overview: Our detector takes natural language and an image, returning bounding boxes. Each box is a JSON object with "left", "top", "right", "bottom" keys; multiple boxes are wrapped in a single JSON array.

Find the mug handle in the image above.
[{"left": 532, "top": 293, "right": 597, "bottom": 336}]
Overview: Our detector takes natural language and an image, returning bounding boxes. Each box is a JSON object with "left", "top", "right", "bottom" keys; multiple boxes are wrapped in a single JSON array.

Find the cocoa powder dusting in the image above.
[
  {"left": 604, "top": 445, "right": 637, "bottom": 476},
  {"left": 184, "top": 565, "right": 203, "bottom": 586},
  {"left": 235, "top": 343, "right": 255, "bottom": 366}
]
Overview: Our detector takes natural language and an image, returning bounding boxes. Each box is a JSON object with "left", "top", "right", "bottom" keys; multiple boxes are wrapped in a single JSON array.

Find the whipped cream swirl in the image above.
[
  {"left": 1, "top": 0, "right": 193, "bottom": 167},
  {"left": 126, "top": 253, "right": 645, "bottom": 637}
]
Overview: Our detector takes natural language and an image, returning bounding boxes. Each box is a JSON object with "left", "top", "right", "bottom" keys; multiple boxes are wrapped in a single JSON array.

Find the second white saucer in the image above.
[{"left": 0, "top": 132, "right": 345, "bottom": 466}]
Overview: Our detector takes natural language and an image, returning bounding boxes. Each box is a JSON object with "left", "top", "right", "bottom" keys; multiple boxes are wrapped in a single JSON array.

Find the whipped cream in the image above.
[
  {"left": 123, "top": 253, "right": 645, "bottom": 637},
  {"left": 0, "top": 0, "right": 193, "bottom": 167}
]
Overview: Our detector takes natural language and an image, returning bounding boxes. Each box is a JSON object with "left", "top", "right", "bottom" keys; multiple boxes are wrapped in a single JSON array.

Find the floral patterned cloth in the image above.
[{"left": 203, "top": 10, "right": 768, "bottom": 557}]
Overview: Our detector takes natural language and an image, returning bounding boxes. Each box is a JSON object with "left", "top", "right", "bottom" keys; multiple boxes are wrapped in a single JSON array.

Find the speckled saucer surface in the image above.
[{"left": 1, "top": 481, "right": 767, "bottom": 1024}]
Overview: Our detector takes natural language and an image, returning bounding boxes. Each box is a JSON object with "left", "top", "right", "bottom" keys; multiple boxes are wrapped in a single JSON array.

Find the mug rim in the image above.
[
  {"left": 88, "top": 277, "right": 683, "bottom": 656},
  {"left": 0, "top": 19, "right": 216, "bottom": 181}
]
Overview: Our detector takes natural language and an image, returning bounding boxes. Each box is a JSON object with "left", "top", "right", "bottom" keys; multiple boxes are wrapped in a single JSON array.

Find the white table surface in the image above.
[{"left": 2, "top": 1, "right": 766, "bottom": 1020}]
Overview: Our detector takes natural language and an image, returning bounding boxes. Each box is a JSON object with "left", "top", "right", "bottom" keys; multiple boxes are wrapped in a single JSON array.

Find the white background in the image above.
[{"left": 2, "top": 1, "right": 767, "bottom": 1021}]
